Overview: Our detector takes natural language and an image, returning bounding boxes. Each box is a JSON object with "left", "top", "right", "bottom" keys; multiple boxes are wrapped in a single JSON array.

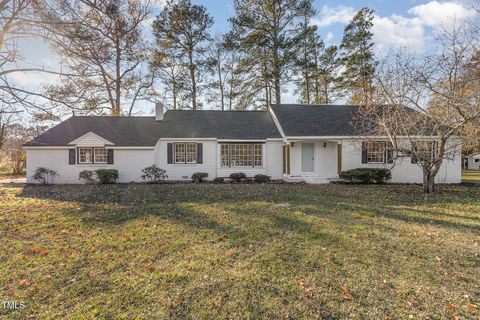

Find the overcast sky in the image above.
[{"left": 11, "top": 0, "right": 478, "bottom": 116}]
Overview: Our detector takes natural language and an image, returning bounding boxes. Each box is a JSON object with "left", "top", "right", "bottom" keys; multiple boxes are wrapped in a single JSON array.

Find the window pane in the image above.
[
  {"left": 230, "top": 144, "right": 253, "bottom": 167},
  {"left": 79, "top": 148, "right": 92, "bottom": 163},
  {"left": 413, "top": 141, "right": 438, "bottom": 162},
  {"left": 186, "top": 143, "right": 197, "bottom": 163},
  {"left": 367, "top": 142, "right": 385, "bottom": 163},
  {"left": 94, "top": 148, "right": 107, "bottom": 163},
  {"left": 254, "top": 144, "right": 262, "bottom": 167},
  {"left": 175, "top": 143, "right": 185, "bottom": 163},
  {"left": 221, "top": 144, "right": 229, "bottom": 167}
]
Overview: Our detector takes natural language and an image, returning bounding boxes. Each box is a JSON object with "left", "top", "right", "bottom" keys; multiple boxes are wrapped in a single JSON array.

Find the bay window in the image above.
[{"left": 220, "top": 143, "right": 263, "bottom": 167}]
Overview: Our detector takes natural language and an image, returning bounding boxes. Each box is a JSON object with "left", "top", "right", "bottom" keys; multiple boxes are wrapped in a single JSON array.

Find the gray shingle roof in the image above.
[
  {"left": 24, "top": 110, "right": 282, "bottom": 147},
  {"left": 271, "top": 104, "right": 360, "bottom": 136}
]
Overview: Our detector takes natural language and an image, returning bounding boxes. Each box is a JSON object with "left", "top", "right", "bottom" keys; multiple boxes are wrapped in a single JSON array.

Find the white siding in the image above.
[
  {"left": 341, "top": 140, "right": 461, "bottom": 184},
  {"left": 68, "top": 132, "right": 112, "bottom": 147},
  {"left": 26, "top": 148, "right": 154, "bottom": 184},
  {"left": 266, "top": 141, "right": 284, "bottom": 179},
  {"left": 155, "top": 140, "right": 217, "bottom": 180}
]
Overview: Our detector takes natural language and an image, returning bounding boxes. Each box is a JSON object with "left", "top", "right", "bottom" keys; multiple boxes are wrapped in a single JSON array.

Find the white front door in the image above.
[{"left": 301, "top": 143, "right": 315, "bottom": 174}]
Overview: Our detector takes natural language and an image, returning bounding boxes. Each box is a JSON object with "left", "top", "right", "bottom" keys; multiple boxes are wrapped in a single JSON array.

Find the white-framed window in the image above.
[
  {"left": 367, "top": 142, "right": 386, "bottom": 163},
  {"left": 78, "top": 147, "right": 93, "bottom": 164},
  {"left": 220, "top": 143, "right": 263, "bottom": 167},
  {"left": 94, "top": 148, "right": 107, "bottom": 163},
  {"left": 175, "top": 142, "right": 197, "bottom": 164},
  {"left": 254, "top": 144, "right": 262, "bottom": 167},
  {"left": 221, "top": 144, "right": 230, "bottom": 167},
  {"left": 412, "top": 141, "right": 438, "bottom": 163},
  {"left": 78, "top": 147, "right": 108, "bottom": 164}
]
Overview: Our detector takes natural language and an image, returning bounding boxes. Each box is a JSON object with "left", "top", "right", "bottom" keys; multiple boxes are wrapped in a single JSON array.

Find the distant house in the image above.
[
  {"left": 465, "top": 153, "right": 480, "bottom": 170},
  {"left": 23, "top": 104, "right": 462, "bottom": 184}
]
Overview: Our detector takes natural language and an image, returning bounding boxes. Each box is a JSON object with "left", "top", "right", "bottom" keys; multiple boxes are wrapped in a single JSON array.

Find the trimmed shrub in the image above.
[
  {"left": 339, "top": 168, "right": 391, "bottom": 184},
  {"left": 229, "top": 172, "right": 246, "bottom": 182},
  {"left": 32, "top": 167, "right": 58, "bottom": 185},
  {"left": 254, "top": 174, "right": 270, "bottom": 183},
  {"left": 79, "top": 170, "right": 95, "bottom": 184},
  {"left": 191, "top": 172, "right": 208, "bottom": 183},
  {"left": 141, "top": 165, "right": 168, "bottom": 183},
  {"left": 213, "top": 177, "right": 224, "bottom": 183},
  {"left": 95, "top": 169, "right": 118, "bottom": 184}
]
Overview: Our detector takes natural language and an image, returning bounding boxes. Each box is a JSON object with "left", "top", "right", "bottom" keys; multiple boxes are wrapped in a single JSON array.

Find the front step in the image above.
[{"left": 284, "top": 176, "right": 338, "bottom": 184}]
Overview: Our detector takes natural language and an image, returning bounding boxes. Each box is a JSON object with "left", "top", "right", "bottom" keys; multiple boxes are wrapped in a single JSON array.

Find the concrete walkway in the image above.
[{"left": 0, "top": 177, "right": 26, "bottom": 184}]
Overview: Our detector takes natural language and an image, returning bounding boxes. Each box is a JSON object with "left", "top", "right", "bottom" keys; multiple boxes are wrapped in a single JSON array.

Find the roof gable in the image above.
[
  {"left": 270, "top": 104, "right": 360, "bottom": 137},
  {"left": 67, "top": 132, "right": 114, "bottom": 146}
]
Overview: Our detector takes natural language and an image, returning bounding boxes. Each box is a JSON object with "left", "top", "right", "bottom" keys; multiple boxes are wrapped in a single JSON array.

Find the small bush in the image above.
[
  {"left": 79, "top": 170, "right": 95, "bottom": 184},
  {"left": 254, "top": 174, "right": 270, "bottom": 183},
  {"left": 229, "top": 172, "right": 247, "bottom": 182},
  {"left": 213, "top": 177, "right": 224, "bottom": 183},
  {"left": 339, "top": 168, "right": 391, "bottom": 184},
  {"left": 32, "top": 167, "right": 58, "bottom": 185},
  {"left": 191, "top": 172, "right": 208, "bottom": 183},
  {"left": 95, "top": 169, "right": 118, "bottom": 184},
  {"left": 141, "top": 165, "right": 167, "bottom": 183}
]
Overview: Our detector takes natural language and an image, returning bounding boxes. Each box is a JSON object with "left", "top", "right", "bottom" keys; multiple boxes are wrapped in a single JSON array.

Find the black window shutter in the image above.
[
  {"left": 197, "top": 143, "right": 203, "bottom": 163},
  {"left": 361, "top": 142, "right": 368, "bottom": 164},
  {"left": 107, "top": 149, "right": 114, "bottom": 164},
  {"left": 167, "top": 143, "right": 173, "bottom": 164},
  {"left": 69, "top": 149, "right": 76, "bottom": 165},
  {"left": 386, "top": 144, "right": 394, "bottom": 164}
]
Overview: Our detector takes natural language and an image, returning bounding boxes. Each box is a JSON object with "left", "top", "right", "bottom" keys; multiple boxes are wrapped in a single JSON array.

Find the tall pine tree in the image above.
[
  {"left": 294, "top": 21, "right": 341, "bottom": 104},
  {"left": 153, "top": 0, "right": 214, "bottom": 110},
  {"left": 340, "top": 8, "right": 376, "bottom": 105},
  {"left": 228, "top": 0, "right": 314, "bottom": 108}
]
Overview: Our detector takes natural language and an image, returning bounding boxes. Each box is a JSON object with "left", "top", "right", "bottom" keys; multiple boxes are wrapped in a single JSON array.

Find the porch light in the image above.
[{"left": 323, "top": 142, "right": 327, "bottom": 148}]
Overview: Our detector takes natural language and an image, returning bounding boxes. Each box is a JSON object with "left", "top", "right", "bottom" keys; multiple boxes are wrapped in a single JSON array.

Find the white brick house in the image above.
[{"left": 23, "top": 104, "right": 462, "bottom": 184}]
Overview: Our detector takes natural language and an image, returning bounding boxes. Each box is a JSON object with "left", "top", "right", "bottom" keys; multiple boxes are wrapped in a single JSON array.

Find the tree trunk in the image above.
[
  {"left": 114, "top": 33, "right": 121, "bottom": 116},
  {"left": 303, "top": 36, "right": 310, "bottom": 104},
  {"left": 172, "top": 80, "right": 177, "bottom": 110},
  {"left": 313, "top": 48, "right": 320, "bottom": 104},
  {"left": 217, "top": 61, "right": 225, "bottom": 111},
  {"left": 0, "top": 123, "right": 5, "bottom": 151},
  {"left": 188, "top": 50, "right": 197, "bottom": 110},
  {"left": 422, "top": 169, "right": 435, "bottom": 193}
]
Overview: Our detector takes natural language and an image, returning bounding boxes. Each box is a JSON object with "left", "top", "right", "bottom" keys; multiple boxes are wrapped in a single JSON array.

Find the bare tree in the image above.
[
  {"left": 357, "top": 27, "right": 480, "bottom": 193},
  {"left": 34, "top": 0, "right": 157, "bottom": 116}
]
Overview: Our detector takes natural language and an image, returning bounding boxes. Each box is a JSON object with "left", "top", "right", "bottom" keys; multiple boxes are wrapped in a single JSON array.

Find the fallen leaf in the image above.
[
  {"left": 146, "top": 263, "right": 154, "bottom": 271},
  {"left": 7, "top": 290, "right": 15, "bottom": 296},
  {"left": 29, "top": 247, "right": 39, "bottom": 254},
  {"left": 466, "top": 303, "right": 477, "bottom": 312},
  {"left": 447, "top": 304, "right": 457, "bottom": 311},
  {"left": 226, "top": 249, "right": 233, "bottom": 257},
  {"left": 19, "top": 279, "right": 29, "bottom": 287},
  {"left": 40, "top": 249, "right": 49, "bottom": 255},
  {"left": 185, "top": 265, "right": 193, "bottom": 271}
]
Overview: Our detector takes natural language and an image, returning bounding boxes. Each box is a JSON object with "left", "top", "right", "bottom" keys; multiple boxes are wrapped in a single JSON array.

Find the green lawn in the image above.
[
  {"left": 0, "top": 183, "right": 479, "bottom": 319},
  {"left": 462, "top": 170, "right": 480, "bottom": 184}
]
